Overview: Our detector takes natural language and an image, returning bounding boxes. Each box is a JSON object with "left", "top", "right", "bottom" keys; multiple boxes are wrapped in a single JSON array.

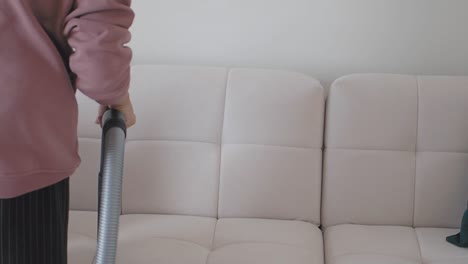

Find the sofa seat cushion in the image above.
[
  {"left": 68, "top": 211, "right": 98, "bottom": 264},
  {"left": 325, "top": 224, "right": 468, "bottom": 264},
  {"left": 416, "top": 228, "right": 468, "bottom": 264},
  {"left": 208, "top": 218, "right": 324, "bottom": 264},
  {"left": 68, "top": 213, "right": 323, "bottom": 264},
  {"left": 117, "top": 214, "right": 217, "bottom": 264}
]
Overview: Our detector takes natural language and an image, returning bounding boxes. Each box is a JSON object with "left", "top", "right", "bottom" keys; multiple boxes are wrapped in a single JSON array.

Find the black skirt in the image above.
[{"left": 0, "top": 178, "right": 69, "bottom": 264}]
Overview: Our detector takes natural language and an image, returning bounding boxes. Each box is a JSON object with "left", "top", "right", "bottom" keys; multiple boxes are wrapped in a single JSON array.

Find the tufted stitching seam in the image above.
[
  {"left": 216, "top": 69, "right": 230, "bottom": 221},
  {"left": 80, "top": 139, "right": 322, "bottom": 150},
  {"left": 412, "top": 76, "right": 420, "bottom": 228},
  {"left": 118, "top": 236, "right": 210, "bottom": 250},
  {"left": 326, "top": 147, "right": 468, "bottom": 155},
  {"left": 81, "top": 136, "right": 468, "bottom": 154},
  {"left": 424, "top": 256, "right": 468, "bottom": 261},
  {"left": 331, "top": 252, "right": 421, "bottom": 263},
  {"left": 223, "top": 142, "right": 321, "bottom": 150},
  {"left": 413, "top": 76, "right": 424, "bottom": 263},
  {"left": 79, "top": 137, "right": 218, "bottom": 145},
  {"left": 208, "top": 68, "right": 228, "bottom": 264},
  {"left": 212, "top": 240, "right": 314, "bottom": 251},
  {"left": 327, "top": 147, "right": 413, "bottom": 153}
]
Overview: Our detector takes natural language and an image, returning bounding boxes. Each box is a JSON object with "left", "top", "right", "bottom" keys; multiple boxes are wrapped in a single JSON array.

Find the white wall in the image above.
[{"left": 130, "top": 0, "right": 468, "bottom": 86}]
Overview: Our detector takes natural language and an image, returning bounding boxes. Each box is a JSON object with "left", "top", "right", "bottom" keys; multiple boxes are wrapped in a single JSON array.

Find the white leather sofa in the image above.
[
  {"left": 69, "top": 66, "right": 468, "bottom": 264},
  {"left": 323, "top": 74, "right": 468, "bottom": 264}
]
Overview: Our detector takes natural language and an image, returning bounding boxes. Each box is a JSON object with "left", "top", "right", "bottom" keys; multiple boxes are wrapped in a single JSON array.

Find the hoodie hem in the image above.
[{"left": 0, "top": 165, "right": 80, "bottom": 199}]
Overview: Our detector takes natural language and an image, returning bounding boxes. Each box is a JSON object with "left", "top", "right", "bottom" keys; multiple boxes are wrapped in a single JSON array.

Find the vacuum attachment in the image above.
[{"left": 94, "top": 109, "right": 127, "bottom": 264}]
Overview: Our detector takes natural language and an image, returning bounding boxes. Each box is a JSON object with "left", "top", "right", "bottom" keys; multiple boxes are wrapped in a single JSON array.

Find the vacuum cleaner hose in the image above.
[{"left": 94, "top": 109, "right": 127, "bottom": 264}]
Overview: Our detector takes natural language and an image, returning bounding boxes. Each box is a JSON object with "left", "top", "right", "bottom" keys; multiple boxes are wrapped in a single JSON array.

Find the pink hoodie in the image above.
[{"left": 0, "top": 0, "right": 134, "bottom": 198}]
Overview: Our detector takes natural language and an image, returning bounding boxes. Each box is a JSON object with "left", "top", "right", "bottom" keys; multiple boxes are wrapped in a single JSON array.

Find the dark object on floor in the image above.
[{"left": 447, "top": 204, "right": 468, "bottom": 248}]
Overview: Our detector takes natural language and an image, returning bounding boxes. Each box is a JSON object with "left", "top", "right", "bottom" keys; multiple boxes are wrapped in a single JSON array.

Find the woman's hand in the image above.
[{"left": 95, "top": 94, "right": 136, "bottom": 128}]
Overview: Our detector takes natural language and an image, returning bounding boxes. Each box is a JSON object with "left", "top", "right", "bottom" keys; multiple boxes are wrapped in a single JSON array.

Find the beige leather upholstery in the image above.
[
  {"left": 325, "top": 225, "right": 468, "bottom": 264},
  {"left": 323, "top": 74, "right": 468, "bottom": 263},
  {"left": 323, "top": 74, "right": 419, "bottom": 227},
  {"left": 209, "top": 218, "right": 323, "bottom": 264},
  {"left": 220, "top": 69, "right": 324, "bottom": 223},
  {"left": 68, "top": 211, "right": 97, "bottom": 264},
  {"left": 416, "top": 228, "right": 468, "bottom": 264},
  {"left": 117, "top": 215, "right": 216, "bottom": 264},
  {"left": 121, "top": 67, "right": 226, "bottom": 218},
  {"left": 69, "top": 66, "right": 325, "bottom": 264},
  {"left": 70, "top": 70, "right": 467, "bottom": 263},
  {"left": 325, "top": 225, "right": 422, "bottom": 264}
]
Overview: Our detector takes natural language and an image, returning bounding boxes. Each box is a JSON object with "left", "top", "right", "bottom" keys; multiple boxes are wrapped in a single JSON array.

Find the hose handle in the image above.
[{"left": 102, "top": 108, "right": 127, "bottom": 138}]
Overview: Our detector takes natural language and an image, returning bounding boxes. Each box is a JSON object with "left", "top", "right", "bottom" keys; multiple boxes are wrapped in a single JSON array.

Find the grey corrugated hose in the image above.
[{"left": 93, "top": 109, "right": 127, "bottom": 264}]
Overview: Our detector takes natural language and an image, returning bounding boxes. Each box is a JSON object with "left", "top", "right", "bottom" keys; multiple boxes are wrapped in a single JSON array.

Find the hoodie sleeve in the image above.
[{"left": 64, "top": 0, "right": 135, "bottom": 105}]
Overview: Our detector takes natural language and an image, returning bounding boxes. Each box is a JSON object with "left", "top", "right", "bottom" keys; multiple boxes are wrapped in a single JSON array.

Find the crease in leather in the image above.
[
  {"left": 69, "top": 232, "right": 97, "bottom": 241},
  {"left": 205, "top": 220, "right": 219, "bottom": 264}
]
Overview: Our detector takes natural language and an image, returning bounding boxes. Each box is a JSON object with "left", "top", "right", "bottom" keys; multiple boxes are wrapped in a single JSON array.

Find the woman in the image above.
[{"left": 0, "top": 0, "right": 136, "bottom": 263}]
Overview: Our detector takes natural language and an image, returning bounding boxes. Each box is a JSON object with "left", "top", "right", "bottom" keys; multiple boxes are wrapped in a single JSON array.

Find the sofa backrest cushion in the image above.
[
  {"left": 322, "top": 74, "right": 468, "bottom": 228},
  {"left": 71, "top": 66, "right": 325, "bottom": 224},
  {"left": 219, "top": 69, "right": 324, "bottom": 223}
]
